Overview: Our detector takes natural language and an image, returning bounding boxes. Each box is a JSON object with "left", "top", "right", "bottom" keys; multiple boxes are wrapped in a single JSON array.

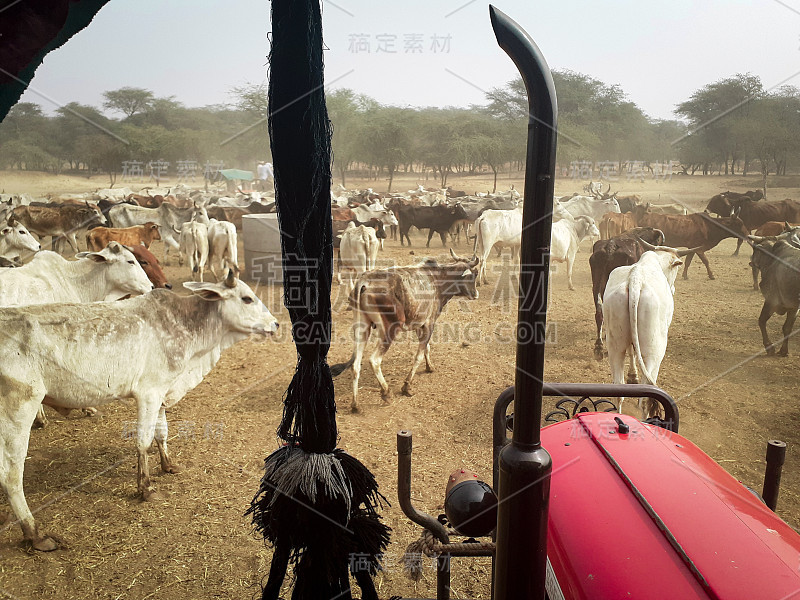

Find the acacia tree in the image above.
[
  {"left": 359, "top": 106, "right": 411, "bottom": 192},
  {"left": 103, "top": 87, "right": 154, "bottom": 119},
  {"left": 675, "top": 73, "right": 763, "bottom": 175}
]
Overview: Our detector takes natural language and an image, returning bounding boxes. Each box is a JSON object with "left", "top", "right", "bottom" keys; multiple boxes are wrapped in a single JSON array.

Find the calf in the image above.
[
  {"left": 0, "top": 273, "right": 278, "bottom": 550},
  {"left": 178, "top": 221, "right": 209, "bottom": 282},
  {"left": 130, "top": 245, "right": 171, "bottom": 290},
  {"left": 108, "top": 203, "right": 194, "bottom": 263},
  {"left": 550, "top": 215, "right": 600, "bottom": 290},
  {"left": 337, "top": 222, "right": 380, "bottom": 294},
  {"left": 86, "top": 222, "right": 161, "bottom": 251},
  {"left": 330, "top": 253, "right": 479, "bottom": 412},
  {"left": 603, "top": 243, "right": 695, "bottom": 418},
  {"left": 207, "top": 220, "right": 239, "bottom": 282},
  {"left": 473, "top": 207, "right": 523, "bottom": 285}
]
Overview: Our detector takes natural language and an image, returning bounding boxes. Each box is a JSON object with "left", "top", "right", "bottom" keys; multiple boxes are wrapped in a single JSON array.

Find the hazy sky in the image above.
[{"left": 17, "top": 0, "right": 800, "bottom": 121}]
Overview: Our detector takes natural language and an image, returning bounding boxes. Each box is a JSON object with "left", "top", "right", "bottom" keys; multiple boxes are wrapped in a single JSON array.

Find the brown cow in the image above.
[
  {"left": 127, "top": 194, "right": 164, "bottom": 209},
  {"left": 331, "top": 207, "right": 357, "bottom": 221},
  {"left": 330, "top": 251, "right": 480, "bottom": 412},
  {"left": 599, "top": 212, "right": 636, "bottom": 239},
  {"left": 86, "top": 222, "right": 161, "bottom": 251},
  {"left": 632, "top": 206, "right": 749, "bottom": 279},
  {"left": 754, "top": 221, "right": 800, "bottom": 237},
  {"left": 12, "top": 203, "right": 105, "bottom": 254},
  {"left": 731, "top": 198, "right": 800, "bottom": 255},
  {"left": 589, "top": 227, "right": 665, "bottom": 361},
  {"left": 130, "top": 245, "right": 170, "bottom": 289}
]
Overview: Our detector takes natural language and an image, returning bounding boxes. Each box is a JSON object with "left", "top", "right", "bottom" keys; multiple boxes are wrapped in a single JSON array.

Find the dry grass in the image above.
[{"left": 0, "top": 170, "right": 799, "bottom": 599}]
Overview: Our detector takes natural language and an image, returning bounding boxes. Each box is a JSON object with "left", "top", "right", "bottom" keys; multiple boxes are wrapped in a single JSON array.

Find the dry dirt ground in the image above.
[{"left": 1, "top": 170, "right": 800, "bottom": 599}]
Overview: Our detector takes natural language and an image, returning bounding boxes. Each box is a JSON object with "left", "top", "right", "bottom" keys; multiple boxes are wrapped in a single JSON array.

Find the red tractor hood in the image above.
[{"left": 542, "top": 412, "right": 800, "bottom": 600}]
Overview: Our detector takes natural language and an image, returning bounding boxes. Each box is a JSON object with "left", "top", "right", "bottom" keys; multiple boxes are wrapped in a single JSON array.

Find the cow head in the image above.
[
  {"left": 75, "top": 241, "right": 153, "bottom": 300},
  {"left": 183, "top": 270, "right": 279, "bottom": 337},
  {"left": 447, "top": 249, "right": 480, "bottom": 300},
  {"left": 129, "top": 245, "right": 170, "bottom": 289},
  {"left": 0, "top": 218, "right": 40, "bottom": 254},
  {"left": 637, "top": 238, "right": 703, "bottom": 292},
  {"left": 144, "top": 221, "right": 162, "bottom": 242},
  {"left": 449, "top": 203, "right": 468, "bottom": 221}
]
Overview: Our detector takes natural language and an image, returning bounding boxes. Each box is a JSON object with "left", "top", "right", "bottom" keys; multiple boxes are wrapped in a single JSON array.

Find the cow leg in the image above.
[
  {"left": 351, "top": 317, "right": 372, "bottom": 413},
  {"left": 401, "top": 326, "right": 433, "bottom": 397},
  {"left": 369, "top": 327, "right": 398, "bottom": 402},
  {"left": 423, "top": 339, "right": 434, "bottom": 373},
  {"left": 607, "top": 342, "right": 628, "bottom": 413},
  {"left": 566, "top": 253, "right": 576, "bottom": 291},
  {"left": 135, "top": 396, "right": 161, "bottom": 499},
  {"left": 593, "top": 298, "right": 605, "bottom": 361},
  {"left": 751, "top": 260, "right": 760, "bottom": 291},
  {"left": 154, "top": 406, "right": 181, "bottom": 474},
  {"left": 733, "top": 237, "right": 744, "bottom": 256},
  {"left": 0, "top": 380, "right": 56, "bottom": 551},
  {"left": 32, "top": 405, "right": 48, "bottom": 428},
  {"left": 439, "top": 231, "right": 447, "bottom": 247},
  {"left": 696, "top": 251, "right": 714, "bottom": 280},
  {"left": 626, "top": 344, "right": 639, "bottom": 384},
  {"left": 66, "top": 233, "right": 79, "bottom": 254},
  {"left": 777, "top": 309, "right": 798, "bottom": 357},
  {"left": 425, "top": 229, "right": 435, "bottom": 248},
  {"left": 759, "top": 302, "right": 777, "bottom": 355}
]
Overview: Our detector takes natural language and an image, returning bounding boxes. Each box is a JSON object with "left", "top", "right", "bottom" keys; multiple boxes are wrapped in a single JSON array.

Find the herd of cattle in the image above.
[{"left": 0, "top": 179, "right": 799, "bottom": 552}]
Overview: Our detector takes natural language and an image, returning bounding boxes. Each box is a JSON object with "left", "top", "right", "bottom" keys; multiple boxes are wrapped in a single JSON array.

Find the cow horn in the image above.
[
  {"left": 224, "top": 269, "right": 236, "bottom": 288},
  {"left": 449, "top": 248, "right": 466, "bottom": 262},
  {"left": 606, "top": 184, "right": 611, "bottom": 194},
  {"left": 676, "top": 245, "right": 703, "bottom": 257},
  {"left": 748, "top": 235, "right": 766, "bottom": 244},
  {"left": 110, "top": 242, "right": 121, "bottom": 253},
  {"left": 637, "top": 237, "right": 658, "bottom": 251},
  {"left": 468, "top": 254, "right": 479, "bottom": 268}
]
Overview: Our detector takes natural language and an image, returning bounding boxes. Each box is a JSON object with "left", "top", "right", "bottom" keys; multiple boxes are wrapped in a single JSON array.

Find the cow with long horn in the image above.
[{"left": 602, "top": 239, "right": 702, "bottom": 419}]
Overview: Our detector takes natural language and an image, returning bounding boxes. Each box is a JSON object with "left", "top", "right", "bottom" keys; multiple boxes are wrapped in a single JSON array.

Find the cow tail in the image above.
[
  {"left": 191, "top": 226, "right": 202, "bottom": 273},
  {"left": 628, "top": 276, "right": 657, "bottom": 386}
]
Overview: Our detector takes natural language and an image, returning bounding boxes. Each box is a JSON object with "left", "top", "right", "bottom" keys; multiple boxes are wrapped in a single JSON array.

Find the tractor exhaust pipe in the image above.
[{"left": 490, "top": 6, "right": 557, "bottom": 600}]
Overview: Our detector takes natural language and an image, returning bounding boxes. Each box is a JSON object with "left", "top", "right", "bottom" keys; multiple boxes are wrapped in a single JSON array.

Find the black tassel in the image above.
[
  {"left": 250, "top": 0, "right": 389, "bottom": 596},
  {"left": 247, "top": 447, "right": 390, "bottom": 600}
]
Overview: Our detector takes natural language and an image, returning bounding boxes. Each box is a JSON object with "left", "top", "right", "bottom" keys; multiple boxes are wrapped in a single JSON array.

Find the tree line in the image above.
[{"left": 0, "top": 71, "right": 796, "bottom": 191}]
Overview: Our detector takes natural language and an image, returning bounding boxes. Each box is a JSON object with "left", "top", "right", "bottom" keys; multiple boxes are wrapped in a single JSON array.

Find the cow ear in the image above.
[
  {"left": 0, "top": 227, "right": 10, "bottom": 235},
  {"left": 76, "top": 251, "right": 107, "bottom": 263},
  {"left": 184, "top": 282, "right": 224, "bottom": 301},
  {"left": 671, "top": 258, "right": 683, "bottom": 268}
]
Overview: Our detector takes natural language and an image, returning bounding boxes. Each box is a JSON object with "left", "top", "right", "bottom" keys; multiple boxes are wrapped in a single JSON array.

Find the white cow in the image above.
[
  {"left": 0, "top": 273, "right": 278, "bottom": 551},
  {"left": 178, "top": 221, "right": 209, "bottom": 282},
  {"left": 0, "top": 242, "right": 152, "bottom": 306},
  {"left": 0, "top": 217, "right": 41, "bottom": 261},
  {"left": 550, "top": 215, "right": 600, "bottom": 290},
  {"left": 473, "top": 207, "right": 523, "bottom": 285},
  {"left": 207, "top": 220, "right": 239, "bottom": 282},
  {"left": 602, "top": 243, "right": 694, "bottom": 419},
  {"left": 337, "top": 222, "right": 379, "bottom": 294},
  {"left": 562, "top": 195, "right": 621, "bottom": 222},
  {"left": 108, "top": 203, "right": 194, "bottom": 263}
]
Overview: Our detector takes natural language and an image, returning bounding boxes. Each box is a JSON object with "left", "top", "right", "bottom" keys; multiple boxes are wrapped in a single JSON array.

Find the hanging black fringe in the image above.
[
  {"left": 247, "top": 447, "right": 390, "bottom": 600},
  {"left": 269, "top": 0, "right": 336, "bottom": 454},
  {"left": 249, "top": 0, "right": 389, "bottom": 597}
]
